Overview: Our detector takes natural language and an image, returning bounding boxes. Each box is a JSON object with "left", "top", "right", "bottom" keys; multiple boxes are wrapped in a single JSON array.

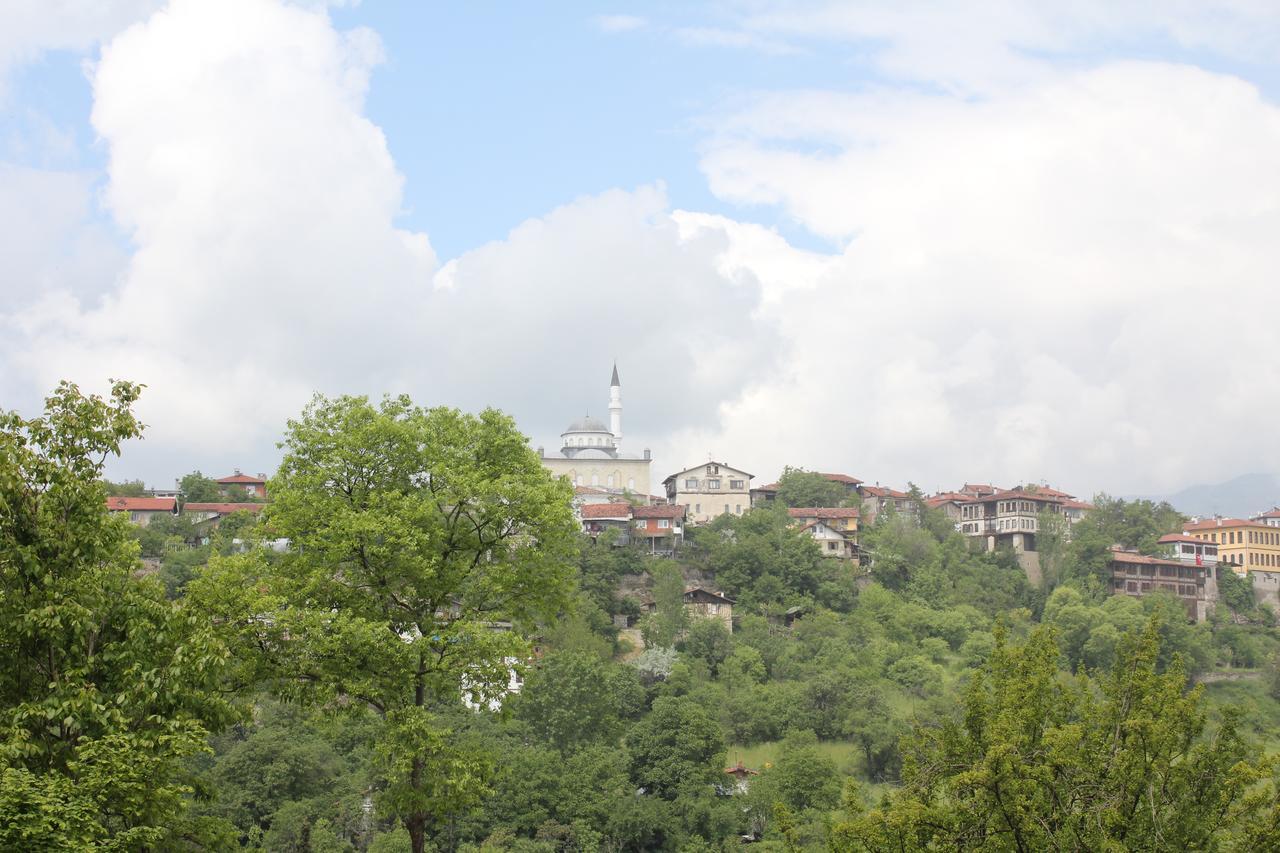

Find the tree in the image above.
[
  {"left": 832, "top": 621, "right": 1278, "bottom": 851},
  {"left": 512, "top": 651, "right": 625, "bottom": 755},
  {"left": 775, "top": 467, "right": 847, "bottom": 508},
  {"left": 179, "top": 470, "right": 223, "bottom": 504},
  {"left": 104, "top": 478, "right": 147, "bottom": 496},
  {"left": 627, "top": 696, "right": 725, "bottom": 800},
  {"left": 189, "top": 393, "right": 577, "bottom": 853},
  {"left": 647, "top": 561, "right": 687, "bottom": 648},
  {"left": 0, "top": 381, "right": 237, "bottom": 848}
]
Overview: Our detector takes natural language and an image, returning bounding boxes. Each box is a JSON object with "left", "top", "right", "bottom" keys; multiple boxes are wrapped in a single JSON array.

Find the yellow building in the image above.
[{"left": 1183, "top": 518, "right": 1280, "bottom": 576}]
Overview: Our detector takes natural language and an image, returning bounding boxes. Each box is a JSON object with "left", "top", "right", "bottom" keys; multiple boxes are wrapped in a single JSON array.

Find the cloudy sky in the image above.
[{"left": 3, "top": 0, "right": 1280, "bottom": 497}]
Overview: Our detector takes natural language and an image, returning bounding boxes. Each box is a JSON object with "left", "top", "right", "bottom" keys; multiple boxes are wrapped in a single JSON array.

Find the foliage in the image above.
[
  {"left": 104, "top": 478, "right": 147, "bottom": 496},
  {"left": 0, "top": 381, "right": 238, "bottom": 849},
  {"left": 647, "top": 561, "right": 687, "bottom": 648},
  {"left": 694, "top": 505, "right": 835, "bottom": 609},
  {"left": 187, "top": 393, "right": 577, "bottom": 852},
  {"left": 775, "top": 467, "right": 848, "bottom": 509},
  {"left": 511, "top": 651, "right": 631, "bottom": 755},
  {"left": 627, "top": 696, "right": 725, "bottom": 799},
  {"left": 832, "top": 621, "right": 1278, "bottom": 851},
  {"left": 179, "top": 470, "right": 224, "bottom": 504}
]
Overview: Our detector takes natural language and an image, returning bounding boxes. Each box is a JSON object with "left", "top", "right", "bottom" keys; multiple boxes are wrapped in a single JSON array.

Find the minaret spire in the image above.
[{"left": 608, "top": 362, "right": 622, "bottom": 448}]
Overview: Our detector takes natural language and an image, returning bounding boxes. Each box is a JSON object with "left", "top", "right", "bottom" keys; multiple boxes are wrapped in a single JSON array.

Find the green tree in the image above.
[
  {"left": 104, "top": 477, "right": 147, "bottom": 496},
  {"left": 179, "top": 470, "right": 223, "bottom": 504},
  {"left": 775, "top": 467, "right": 847, "bottom": 508},
  {"left": 832, "top": 621, "right": 1278, "bottom": 851},
  {"left": 0, "top": 381, "right": 238, "bottom": 848},
  {"left": 648, "top": 561, "right": 687, "bottom": 647},
  {"left": 189, "top": 394, "right": 577, "bottom": 853},
  {"left": 512, "top": 651, "right": 626, "bottom": 755},
  {"left": 627, "top": 696, "right": 725, "bottom": 799}
]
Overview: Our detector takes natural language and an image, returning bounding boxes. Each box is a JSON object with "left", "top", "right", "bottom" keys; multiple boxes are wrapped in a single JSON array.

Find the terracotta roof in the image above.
[
  {"left": 927, "top": 492, "right": 970, "bottom": 506},
  {"left": 1184, "top": 517, "right": 1264, "bottom": 531},
  {"left": 755, "top": 483, "right": 779, "bottom": 492},
  {"left": 1024, "top": 485, "right": 1073, "bottom": 498},
  {"left": 724, "top": 761, "right": 758, "bottom": 776},
  {"left": 862, "top": 486, "right": 910, "bottom": 499},
  {"left": 787, "top": 507, "right": 859, "bottom": 519},
  {"left": 961, "top": 483, "right": 1000, "bottom": 495},
  {"left": 1158, "top": 534, "right": 1214, "bottom": 545},
  {"left": 1108, "top": 547, "right": 1183, "bottom": 568},
  {"left": 105, "top": 496, "right": 176, "bottom": 512},
  {"left": 1060, "top": 499, "right": 1094, "bottom": 510},
  {"left": 184, "top": 502, "right": 267, "bottom": 515},
  {"left": 633, "top": 504, "right": 685, "bottom": 519},
  {"left": 684, "top": 586, "right": 735, "bottom": 604},
  {"left": 819, "top": 472, "right": 863, "bottom": 485},
  {"left": 1255, "top": 509, "right": 1280, "bottom": 519},
  {"left": 960, "top": 488, "right": 1070, "bottom": 506},
  {"left": 580, "top": 502, "right": 633, "bottom": 519},
  {"left": 574, "top": 486, "right": 608, "bottom": 495},
  {"left": 217, "top": 473, "right": 266, "bottom": 484}
]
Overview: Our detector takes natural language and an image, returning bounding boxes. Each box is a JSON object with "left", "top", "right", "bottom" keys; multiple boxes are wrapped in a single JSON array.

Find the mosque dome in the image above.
[{"left": 563, "top": 415, "right": 611, "bottom": 435}]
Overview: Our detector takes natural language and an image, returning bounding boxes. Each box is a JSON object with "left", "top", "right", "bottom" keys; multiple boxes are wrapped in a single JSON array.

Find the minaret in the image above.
[{"left": 609, "top": 362, "right": 622, "bottom": 449}]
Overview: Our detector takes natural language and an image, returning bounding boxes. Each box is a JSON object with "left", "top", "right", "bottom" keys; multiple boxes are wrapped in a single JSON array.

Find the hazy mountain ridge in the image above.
[{"left": 1129, "top": 472, "right": 1280, "bottom": 520}]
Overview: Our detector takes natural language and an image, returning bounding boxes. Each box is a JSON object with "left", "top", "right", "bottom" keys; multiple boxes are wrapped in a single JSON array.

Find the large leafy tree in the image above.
[
  {"left": 0, "top": 381, "right": 237, "bottom": 849},
  {"left": 191, "top": 393, "right": 577, "bottom": 853},
  {"left": 775, "top": 467, "right": 848, "bottom": 508},
  {"left": 833, "top": 621, "right": 1279, "bottom": 851}
]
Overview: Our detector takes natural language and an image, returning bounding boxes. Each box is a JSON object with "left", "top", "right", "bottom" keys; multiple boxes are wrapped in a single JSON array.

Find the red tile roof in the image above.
[
  {"left": 106, "top": 496, "right": 176, "bottom": 512},
  {"left": 819, "top": 472, "right": 863, "bottom": 485},
  {"left": 1184, "top": 517, "right": 1264, "bottom": 531},
  {"left": 1158, "top": 534, "right": 1213, "bottom": 545},
  {"left": 862, "top": 486, "right": 910, "bottom": 499},
  {"left": 217, "top": 473, "right": 266, "bottom": 484},
  {"left": 1060, "top": 499, "right": 1094, "bottom": 510},
  {"left": 184, "top": 502, "right": 267, "bottom": 515},
  {"left": 574, "top": 486, "right": 608, "bottom": 495},
  {"left": 927, "top": 492, "right": 970, "bottom": 506},
  {"left": 960, "top": 488, "right": 1074, "bottom": 506},
  {"left": 787, "top": 507, "right": 860, "bottom": 519},
  {"left": 633, "top": 504, "right": 685, "bottom": 519},
  {"left": 580, "top": 502, "right": 633, "bottom": 519},
  {"left": 1255, "top": 509, "right": 1280, "bottom": 519},
  {"left": 1108, "top": 547, "right": 1182, "bottom": 568}
]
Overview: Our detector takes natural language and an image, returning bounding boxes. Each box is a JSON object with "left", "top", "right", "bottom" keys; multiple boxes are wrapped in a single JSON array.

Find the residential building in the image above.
[
  {"left": 183, "top": 502, "right": 267, "bottom": 529},
  {"left": 664, "top": 461, "right": 753, "bottom": 525},
  {"left": 787, "top": 507, "right": 860, "bottom": 559},
  {"left": 1182, "top": 517, "right": 1280, "bottom": 576},
  {"left": 925, "top": 491, "right": 971, "bottom": 522},
  {"left": 632, "top": 504, "right": 685, "bottom": 555},
  {"left": 539, "top": 365, "right": 653, "bottom": 497},
  {"left": 860, "top": 485, "right": 914, "bottom": 525},
  {"left": 217, "top": 471, "right": 267, "bottom": 499},
  {"left": 1253, "top": 509, "right": 1280, "bottom": 528},
  {"left": 1156, "top": 534, "right": 1219, "bottom": 568},
  {"left": 956, "top": 486, "right": 1092, "bottom": 582},
  {"left": 640, "top": 585, "right": 735, "bottom": 632},
  {"left": 579, "top": 502, "right": 633, "bottom": 543},
  {"left": 1108, "top": 546, "right": 1218, "bottom": 622},
  {"left": 682, "top": 587, "right": 734, "bottom": 631},
  {"left": 106, "top": 496, "right": 176, "bottom": 526}
]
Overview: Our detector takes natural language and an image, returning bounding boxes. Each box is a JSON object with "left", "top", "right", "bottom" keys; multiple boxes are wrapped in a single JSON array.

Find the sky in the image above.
[{"left": 3, "top": 0, "right": 1280, "bottom": 498}]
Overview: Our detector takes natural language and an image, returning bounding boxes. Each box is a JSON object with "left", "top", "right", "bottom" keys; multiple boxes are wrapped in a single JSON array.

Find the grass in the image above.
[
  {"left": 1202, "top": 673, "right": 1280, "bottom": 755},
  {"left": 726, "top": 739, "right": 862, "bottom": 774}
]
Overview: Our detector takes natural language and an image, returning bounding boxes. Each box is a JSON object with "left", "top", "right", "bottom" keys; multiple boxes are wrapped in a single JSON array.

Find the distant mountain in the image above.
[{"left": 1136, "top": 472, "right": 1280, "bottom": 519}]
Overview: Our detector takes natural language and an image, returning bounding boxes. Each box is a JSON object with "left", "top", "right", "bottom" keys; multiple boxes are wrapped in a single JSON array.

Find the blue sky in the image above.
[{"left": 5, "top": 1, "right": 1280, "bottom": 498}]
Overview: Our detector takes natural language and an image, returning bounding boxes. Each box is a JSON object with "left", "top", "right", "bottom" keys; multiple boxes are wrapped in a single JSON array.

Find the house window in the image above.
[
  {"left": 730, "top": 479, "right": 745, "bottom": 490},
  {"left": 659, "top": 519, "right": 670, "bottom": 528},
  {"left": 695, "top": 504, "right": 701, "bottom": 513},
  {"left": 724, "top": 504, "right": 730, "bottom": 514},
  {"left": 685, "top": 478, "right": 699, "bottom": 490},
  {"left": 706, "top": 479, "right": 721, "bottom": 490},
  {"left": 628, "top": 478, "right": 635, "bottom": 490},
  {"left": 735, "top": 505, "right": 742, "bottom": 513}
]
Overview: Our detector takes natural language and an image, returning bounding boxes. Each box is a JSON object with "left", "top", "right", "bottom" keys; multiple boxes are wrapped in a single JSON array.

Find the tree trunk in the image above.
[{"left": 407, "top": 814, "right": 426, "bottom": 853}]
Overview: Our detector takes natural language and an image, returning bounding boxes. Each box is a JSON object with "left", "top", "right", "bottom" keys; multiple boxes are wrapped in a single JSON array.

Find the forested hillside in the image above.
[{"left": 5, "top": 384, "right": 1280, "bottom": 851}]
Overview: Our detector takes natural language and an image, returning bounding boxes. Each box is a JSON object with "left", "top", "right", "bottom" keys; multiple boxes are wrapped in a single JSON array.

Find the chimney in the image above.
[{"left": 644, "top": 448, "right": 651, "bottom": 460}]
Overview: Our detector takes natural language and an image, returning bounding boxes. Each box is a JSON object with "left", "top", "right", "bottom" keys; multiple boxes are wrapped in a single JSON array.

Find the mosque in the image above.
[{"left": 538, "top": 365, "right": 653, "bottom": 497}]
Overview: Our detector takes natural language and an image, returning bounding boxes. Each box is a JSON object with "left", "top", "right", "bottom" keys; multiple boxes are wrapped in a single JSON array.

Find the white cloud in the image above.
[
  {"left": 594, "top": 14, "right": 647, "bottom": 34},
  {"left": 1, "top": 0, "right": 779, "bottom": 485},
  {"left": 688, "top": 60, "right": 1280, "bottom": 494}
]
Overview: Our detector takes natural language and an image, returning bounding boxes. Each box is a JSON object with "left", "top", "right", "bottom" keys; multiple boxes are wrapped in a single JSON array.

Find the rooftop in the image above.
[
  {"left": 580, "top": 502, "right": 633, "bottom": 519},
  {"left": 105, "top": 496, "right": 176, "bottom": 511},
  {"left": 787, "top": 506, "right": 860, "bottom": 519}
]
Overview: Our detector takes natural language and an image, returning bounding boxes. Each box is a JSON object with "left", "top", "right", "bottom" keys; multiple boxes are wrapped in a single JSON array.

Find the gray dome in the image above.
[{"left": 563, "top": 415, "right": 611, "bottom": 434}]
